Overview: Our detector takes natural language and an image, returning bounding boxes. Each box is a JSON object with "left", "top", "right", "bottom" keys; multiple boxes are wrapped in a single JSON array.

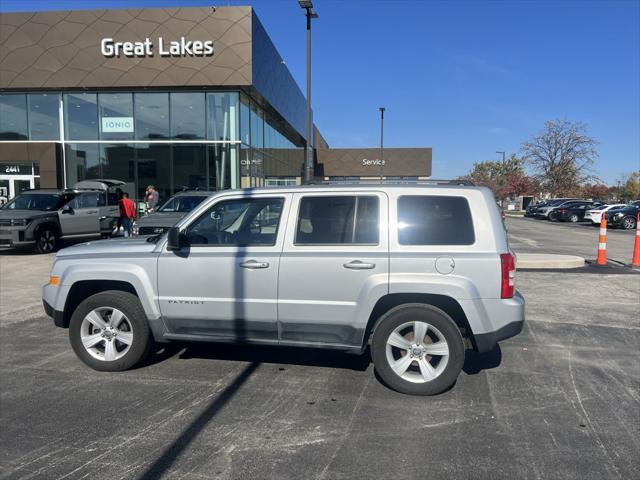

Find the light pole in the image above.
[
  {"left": 299, "top": 1, "right": 318, "bottom": 184},
  {"left": 496, "top": 150, "right": 506, "bottom": 163},
  {"left": 379, "top": 107, "right": 385, "bottom": 181}
]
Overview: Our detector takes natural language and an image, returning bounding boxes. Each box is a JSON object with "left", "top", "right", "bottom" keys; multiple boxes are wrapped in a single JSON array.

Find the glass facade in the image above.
[{"left": 0, "top": 90, "right": 304, "bottom": 201}]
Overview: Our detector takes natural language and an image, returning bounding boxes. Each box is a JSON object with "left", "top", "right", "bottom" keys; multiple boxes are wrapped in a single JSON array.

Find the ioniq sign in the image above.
[
  {"left": 101, "top": 117, "right": 134, "bottom": 133},
  {"left": 100, "top": 37, "right": 214, "bottom": 58}
]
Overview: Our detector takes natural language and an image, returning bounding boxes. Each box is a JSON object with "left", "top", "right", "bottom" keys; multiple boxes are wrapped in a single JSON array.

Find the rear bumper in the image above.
[{"left": 473, "top": 290, "right": 525, "bottom": 353}]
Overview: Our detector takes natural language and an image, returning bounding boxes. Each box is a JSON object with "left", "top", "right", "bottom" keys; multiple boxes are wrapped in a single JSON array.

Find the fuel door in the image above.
[{"left": 435, "top": 256, "right": 455, "bottom": 275}]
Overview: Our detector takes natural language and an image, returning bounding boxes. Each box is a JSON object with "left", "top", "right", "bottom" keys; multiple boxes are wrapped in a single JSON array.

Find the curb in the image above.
[{"left": 515, "top": 253, "right": 584, "bottom": 269}]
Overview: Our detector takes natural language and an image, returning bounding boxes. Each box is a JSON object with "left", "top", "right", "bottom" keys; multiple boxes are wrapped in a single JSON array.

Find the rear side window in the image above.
[
  {"left": 398, "top": 195, "right": 474, "bottom": 245},
  {"left": 295, "top": 196, "right": 379, "bottom": 245}
]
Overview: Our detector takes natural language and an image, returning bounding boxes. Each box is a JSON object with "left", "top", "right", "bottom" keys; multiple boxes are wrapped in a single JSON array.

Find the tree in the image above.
[
  {"left": 521, "top": 119, "right": 598, "bottom": 196},
  {"left": 459, "top": 154, "right": 531, "bottom": 201},
  {"left": 620, "top": 172, "right": 640, "bottom": 201},
  {"left": 581, "top": 183, "right": 610, "bottom": 201}
]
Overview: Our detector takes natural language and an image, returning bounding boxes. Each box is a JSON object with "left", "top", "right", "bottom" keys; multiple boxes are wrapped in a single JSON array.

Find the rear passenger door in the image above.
[
  {"left": 277, "top": 192, "right": 389, "bottom": 347},
  {"left": 59, "top": 192, "right": 101, "bottom": 235}
]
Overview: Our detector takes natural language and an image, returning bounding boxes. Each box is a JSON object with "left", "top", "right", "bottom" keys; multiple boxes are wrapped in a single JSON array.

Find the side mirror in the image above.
[
  {"left": 61, "top": 204, "right": 73, "bottom": 214},
  {"left": 167, "top": 227, "right": 187, "bottom": 251}
]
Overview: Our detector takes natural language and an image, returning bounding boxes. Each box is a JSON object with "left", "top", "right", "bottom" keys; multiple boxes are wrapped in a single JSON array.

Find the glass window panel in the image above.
[
  {"left": 296, "top": 196, "right": 356, "bottom": 245},
  {"left": 240, "top": 93, "right": 250, "bottom": 144},
  {"left": 398, "top": 196, "right": 475, "bottom": 245},
  {"left": 250, "top": 102, "right": 264, "bottom": 148},
  {"left": 0, "top": 94, "right": 28, "bottom": 140},
  {"left": 208, "top": 144, "right": 235, "bottom": 191},
  {"left": 99, "top": 92, "right": 133, "bottom": 140},
  {"left": 101, "top": 144, "right": 136, "bottom": 202},
  {"left": 65, "top": 144, "right": 100, "bottom": 186},
  {"left": 136, "top": 144, "right": 171, "bottom": 205},
  {"left": 170, "top": 92, "right": 205, "bottom": 139},
  {"left": 64, "top": 93, "right": 98, "bottom": 140},
  {"left": 28, "top": 93, "right": 60, "bottom": 140},
  {"left": 172, "top": 144, "right": 206, "bottom": 192},
  {"left": 134, "top": 93, "right": 169, "bottom": 140},
  {"left": 187, "top": 197, "right": 284, "bottom": 246},
  {"left": 207, "top": 92, "right": 238, "bottom": 141}
]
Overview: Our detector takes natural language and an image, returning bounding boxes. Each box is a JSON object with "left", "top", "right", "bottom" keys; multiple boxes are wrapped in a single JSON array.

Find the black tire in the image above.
[
  {"left": 35, "top": 227, "right": 57, "bottom": 254},
  {"left": 69, "top": 290, "right": 153, "bottom": 371},
  {"left": 371, "top": 304, "right": 465, "bottom": 395},
  {"left": 548, "top": 212, "right": 557, "bottom": 222},
  {"left": 622, "top": 216, "right": 637, "bottom": 230}
]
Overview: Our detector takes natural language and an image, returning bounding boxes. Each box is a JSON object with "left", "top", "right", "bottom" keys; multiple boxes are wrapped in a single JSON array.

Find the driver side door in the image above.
[{"left": 157, "top": 193, "right": 291, "bottom": 341}]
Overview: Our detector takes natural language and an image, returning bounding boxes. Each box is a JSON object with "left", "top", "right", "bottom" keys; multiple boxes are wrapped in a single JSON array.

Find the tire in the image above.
[
  {"left": 35, "top": 227, "right": 57, "bottom": 254},
  {"left": 69, "top": 290, "right": 153, "bottom": 371},
  {"left": 569, "top": 214, "right": 579, "bottom": 223},
  {"left": 548, "top": 212, "right": 557, "bottom": 222},
  {"left": 371, "top": 304, "right": 465, "bottom": 395},
  {"left": 622, "top": 216, "right": 637, "bottom": 230}
]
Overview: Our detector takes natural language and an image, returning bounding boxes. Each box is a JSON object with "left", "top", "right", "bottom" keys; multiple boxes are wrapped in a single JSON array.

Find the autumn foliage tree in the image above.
[{"left": 459, "top": 154, "right": 532, "bottom": 202}]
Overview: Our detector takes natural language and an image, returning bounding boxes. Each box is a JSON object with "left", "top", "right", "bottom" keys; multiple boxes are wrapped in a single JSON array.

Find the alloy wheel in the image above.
[
  {"left": 80, "top": 307, "right": 134, "bottom": 361},
  {"left": 385, "top": 321, "right": 449, "bottom": 383},
  {"left": 38, "top": 230, "right": 56, "bottom": 253},
  {"left": 623, "top": 217, "right": 636, "bottom": 229}
]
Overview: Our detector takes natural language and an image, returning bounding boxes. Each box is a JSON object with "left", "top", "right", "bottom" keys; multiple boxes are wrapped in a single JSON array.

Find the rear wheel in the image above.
[
  {"left": 622, "top": 216, "right": 637, "bottom": 230},
  {"left": 69, "top": 291, "right": 152, "bottom": 371},
  {"left": 371, "top": 304, "right": 465, "bottom": 395},
  {"left": 569, "top": 214, "right": 579, "bottom": 223},
  {"left": 35, "top": 227, "right": 57, "bottom": 254}
]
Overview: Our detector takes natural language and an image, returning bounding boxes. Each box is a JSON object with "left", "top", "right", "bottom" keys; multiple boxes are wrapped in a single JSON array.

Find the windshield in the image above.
[
  {"left": 1, "top": 193, "right": 72, "bottom": 211},
  {"left": 159, "top": 195, "right": 206, "bottom": 213}
]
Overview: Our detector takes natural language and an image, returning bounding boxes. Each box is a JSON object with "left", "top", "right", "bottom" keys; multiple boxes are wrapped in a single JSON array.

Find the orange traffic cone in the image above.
[
  {"left": 632, "top": 213, "right": 640, "bottom": 267},
  {"left": 596, "top": 212, "right": 608, "bottom": 265}
]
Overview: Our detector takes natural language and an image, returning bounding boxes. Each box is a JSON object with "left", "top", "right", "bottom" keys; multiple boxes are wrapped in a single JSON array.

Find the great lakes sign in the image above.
[{"left": 101, "top": 37, "right": 214, "bottom": 58}]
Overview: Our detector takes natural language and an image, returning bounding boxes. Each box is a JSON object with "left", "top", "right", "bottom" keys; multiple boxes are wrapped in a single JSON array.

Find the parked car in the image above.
[
  {"left": 533, "top": 198, "right": 581, "bottom": 219},
  {"left": 553, "top": 201, "right": 603, "bottom": 222},
  {"left": 0, "top": 180, "right": 124, "bottom": 253},
  {"left": 525, "top": 200, "right": 549, "bottom": 217},
  {"left": 605, "top": 204, "right": 640, "bottom": 229},
  {"left": 134, "top": 190, "right": 212, "bottom": 236},
  {"left": 584, "top": 204, "right": 627, "bottom": 225},
  {"left": 42, "top": 182, "right": 524, "bottom": 396}
]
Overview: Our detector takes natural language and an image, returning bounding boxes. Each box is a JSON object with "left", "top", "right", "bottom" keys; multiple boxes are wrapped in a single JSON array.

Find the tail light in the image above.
[
  {"left": 559, "top": 208, "right": 568, "bottom": 214},
  {"left": 500, "top": 253, "right": 515, "bottom": 299}
]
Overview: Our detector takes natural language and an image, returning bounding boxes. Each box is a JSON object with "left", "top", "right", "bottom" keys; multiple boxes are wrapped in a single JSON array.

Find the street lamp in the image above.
[
  {"left": 379, "top": 107, "right": 385, "bottom": 181},
  {"left": 299, "top": 0, "right": 318, "bottom": 184},
  {"left": 496, "top": 150, "right": 506, "bottom": 163}
]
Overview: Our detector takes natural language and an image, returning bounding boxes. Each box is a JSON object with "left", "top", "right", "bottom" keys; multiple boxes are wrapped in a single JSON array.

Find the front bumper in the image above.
[
  {"left": 43, "top": 298, "right": 66, "bottom": 327},
  {"left": 0, "top": 227, "right": 34, "bottom": 248}
]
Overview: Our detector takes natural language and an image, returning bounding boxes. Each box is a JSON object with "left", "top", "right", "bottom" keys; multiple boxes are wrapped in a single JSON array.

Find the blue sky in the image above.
[{"left": 1, "top": 0, "right": 639, "bottom": 183}]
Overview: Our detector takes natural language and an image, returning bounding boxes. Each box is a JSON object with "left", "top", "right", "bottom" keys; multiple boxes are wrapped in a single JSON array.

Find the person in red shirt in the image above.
[{"left": 118, "top": 192, "right": 137, "bottom": 238}]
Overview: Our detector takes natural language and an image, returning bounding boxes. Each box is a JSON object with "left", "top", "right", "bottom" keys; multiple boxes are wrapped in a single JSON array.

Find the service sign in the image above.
[
  {"left": 101, "top": 117, "right": 134, "bottom": 133},
  {"left": 101, "top": 37, "right": 214, "bottom": 58}
]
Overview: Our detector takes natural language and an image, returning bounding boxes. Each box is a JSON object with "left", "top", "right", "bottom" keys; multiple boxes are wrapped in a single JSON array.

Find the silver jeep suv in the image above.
[{"left": 42, "top": 182, "right": 525, "bottom": 395}]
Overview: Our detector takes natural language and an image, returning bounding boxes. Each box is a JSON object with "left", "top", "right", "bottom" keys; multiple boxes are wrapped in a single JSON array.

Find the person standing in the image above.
[
  {"left": 118, "top": 192, "right": 137, "bottom": 238},
  {"left": 146, "top": 185, "right": 159, "bottom": 213}
]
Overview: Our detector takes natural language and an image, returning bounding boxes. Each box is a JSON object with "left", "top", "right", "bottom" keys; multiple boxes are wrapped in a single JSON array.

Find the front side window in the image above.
[
  {"left": 159, "top": 195, "right": 206, "bottom": 213},
  {"left": 295, "top": 196, "right": 379, "bottom": 245},
  {"left": 187, "top": 197, "right": 284, "bottom": 246},
  {"left": 398, "top": 195, "right": 474, "bottom": 245},
  {"left": 2, "top": 193, "right": 71, "bottom": 211}
]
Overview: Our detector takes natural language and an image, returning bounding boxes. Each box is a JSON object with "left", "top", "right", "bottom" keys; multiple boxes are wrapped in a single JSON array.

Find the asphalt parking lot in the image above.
[{"left": 1, "top": 218, "right": 639, "bottom": 480}]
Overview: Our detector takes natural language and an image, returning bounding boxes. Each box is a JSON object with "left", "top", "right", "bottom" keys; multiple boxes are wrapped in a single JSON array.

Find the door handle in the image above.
[
  {"left": 239, "top": 260, "right": 270, "bottom": 269},
  {"left": 343, "top": 260, "right": 376, "bottom": 270}
]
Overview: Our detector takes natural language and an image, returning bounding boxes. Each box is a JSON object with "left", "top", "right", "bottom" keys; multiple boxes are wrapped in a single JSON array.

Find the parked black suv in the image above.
[
  {"left": 0, "top": 180, "right": 123, "bottom": 253},
  {"left": 606, "top": 204, "right": 640, "bottom": 229},
  {"left": 134, "top": 190, "right": 212, "bottom": 236},
  {"left": 555, "top": 201, "right": 603, "bottom": 222}
]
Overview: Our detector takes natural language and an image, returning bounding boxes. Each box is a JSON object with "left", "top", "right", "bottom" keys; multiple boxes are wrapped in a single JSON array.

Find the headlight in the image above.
[{"left": 10, "top": 218, "right": 29, "bottom": 226}]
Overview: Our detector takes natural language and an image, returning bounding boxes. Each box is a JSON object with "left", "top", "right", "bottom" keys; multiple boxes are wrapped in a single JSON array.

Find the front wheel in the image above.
[
  {"left": 35, "top": 227, "right": 57, "bottom": 254},
  {"left": 69, "top": 291, "right": 153, "bottom": 371},
  {"left": 371, "top": 304, "right": 465, "bottom": 395}
]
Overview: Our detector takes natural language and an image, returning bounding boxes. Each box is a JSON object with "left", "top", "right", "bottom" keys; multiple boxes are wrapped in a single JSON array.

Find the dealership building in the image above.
[{"left": 0, "top": 6, "right": 432, "bottom": 204}]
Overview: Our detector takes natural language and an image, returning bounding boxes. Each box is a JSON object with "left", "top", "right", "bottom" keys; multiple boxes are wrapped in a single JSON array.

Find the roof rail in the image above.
[{"left": 309, "top": 179, "right": 475, "bottom": 186}]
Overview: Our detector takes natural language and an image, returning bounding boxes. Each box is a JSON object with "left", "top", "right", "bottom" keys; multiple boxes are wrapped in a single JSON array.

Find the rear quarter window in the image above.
[{"left": 398, "top": 195, "right": 475, "bottom": 245}]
